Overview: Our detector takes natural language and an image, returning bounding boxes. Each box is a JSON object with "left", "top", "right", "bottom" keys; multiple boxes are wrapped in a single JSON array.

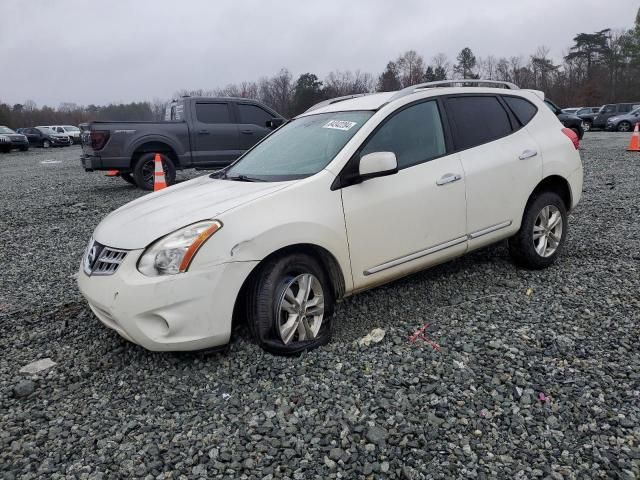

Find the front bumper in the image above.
[{"left": 77, "top": 249, "right": 258, "bottom": 351}]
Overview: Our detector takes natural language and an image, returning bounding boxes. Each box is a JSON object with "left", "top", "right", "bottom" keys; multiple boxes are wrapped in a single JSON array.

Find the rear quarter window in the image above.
[
  {"left": 503, "top": 96, "right": 537, "bottom": 126},
  {"left": 446, "top": 96, "right": 513, "bottom": 150}
]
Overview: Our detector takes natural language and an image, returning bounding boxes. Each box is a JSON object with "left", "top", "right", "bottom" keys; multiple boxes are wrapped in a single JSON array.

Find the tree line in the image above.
[{"left": 1, "top": 9, "right": 639, "bottom": 128}]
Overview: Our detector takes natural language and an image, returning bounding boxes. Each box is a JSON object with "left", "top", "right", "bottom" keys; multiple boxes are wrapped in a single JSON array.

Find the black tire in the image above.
[
  {"left": 120, "top": 172, "right": 136, "bottom": 185},
  {"left": 583, "top": 121, "right": 592, "bottom": 132},
  {"left": 247, "top": 253, "right": 334, "bottom": 355},
  {"left": 42, "top": 140, "right": 51, "bottom": 148},
  {"left": 19, "top": 145, "right": 29, "bottom": 152},
  {"left": 617, "top": 121, "right": 632, "bottom": 133},
  {"left": 0, "top": 146, "right": 10, "bottom": 154},
  {"left": 133, "top": 152, "right": 176, "bottom": 190},
  {"left": 508, "top": 192, "right": 568, "bottom": 270}
]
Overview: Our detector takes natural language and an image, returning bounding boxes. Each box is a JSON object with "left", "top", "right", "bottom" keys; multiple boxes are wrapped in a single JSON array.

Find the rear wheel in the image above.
[
  {"left": 509, "top": 192, "right": 568, "bottom": 270},
  {"left": 582, "top": 121, "right": 591, "bottom": 132},
  {"left": 133, "top": 152, "right": 176, "bottom": 190},
  {"left": 618, "top": 121, "right": 632, "bottom": 132},
  {"left": 42, "top": 140, "right": 51, "bottom": 148},
  {"left": 247, "top": 253, "right": 334, "bottom": 355}
]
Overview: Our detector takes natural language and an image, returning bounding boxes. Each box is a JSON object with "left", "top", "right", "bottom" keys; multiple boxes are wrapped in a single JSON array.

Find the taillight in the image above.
[
  {"left": 90, "top": 130, "right": 110, "bottom": 150},
  {"left": 562, "top": 127, "right": 579, "bottom": 149}
]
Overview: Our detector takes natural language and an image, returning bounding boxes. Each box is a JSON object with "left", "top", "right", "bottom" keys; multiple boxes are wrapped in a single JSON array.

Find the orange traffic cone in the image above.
[
  {"left": 627, "top": 123, "right": 640, "bottom": 152},
  {"left": 153, "top": 154, "right": 167, "bottom": 191}
]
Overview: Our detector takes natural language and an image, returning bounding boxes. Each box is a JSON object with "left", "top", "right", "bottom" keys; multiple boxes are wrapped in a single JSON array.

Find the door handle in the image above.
[
  {"left": 436, "top": 173, "right": 462, "bottom": 186},
  {"left": 240, "top": 129, "right": 254, "bottom": 134},
  {"left": 198, "top": 129, "right": 210, "bottom": 135},
  {"left": 518, "top": 149, "right": 538, "bottom": 160}
]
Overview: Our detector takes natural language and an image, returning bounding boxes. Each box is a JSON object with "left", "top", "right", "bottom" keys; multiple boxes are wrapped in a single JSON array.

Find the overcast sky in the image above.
[{"left": 0, "top": 0, "right": 636, "bottom": 107}]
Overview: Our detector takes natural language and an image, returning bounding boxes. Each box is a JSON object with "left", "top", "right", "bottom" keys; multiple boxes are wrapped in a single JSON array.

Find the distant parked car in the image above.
[
  {"left": 592, "top": 103, "right": 640, "bottom": 130},
  {"left": 22, "top": 127, "right": 72, "bottom": 148},
  {"left": 605, "top": 106, "right": 640, "bottom": 132},
  {"left": 0, "top": 126, "right": 29, "bottom": 152},
  {"left": 561, "top": 107, "right": 580, "bottom": 115},
  {"left": 575, "top": 107, "right": 600, "bottom": 131},
  {"left": 43, "top": 125, "right": 81, "bottom": 144},
  {"left": 545, "top": 100, "right": 584, "bottom": 139}
]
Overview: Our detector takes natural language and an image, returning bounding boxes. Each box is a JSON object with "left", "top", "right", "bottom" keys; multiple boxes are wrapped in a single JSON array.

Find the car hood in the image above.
[{"left": 92, "top": 175, "right": 292, "bottom": 249}]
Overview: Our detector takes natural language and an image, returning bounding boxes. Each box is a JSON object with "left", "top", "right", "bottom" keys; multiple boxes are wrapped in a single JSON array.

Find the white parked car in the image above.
[
  {"left": 78, "top": 80, "right": 583, "bottom": 354},
  {"left": 42, "top": 125, "right": 81, "bottom": 144}
]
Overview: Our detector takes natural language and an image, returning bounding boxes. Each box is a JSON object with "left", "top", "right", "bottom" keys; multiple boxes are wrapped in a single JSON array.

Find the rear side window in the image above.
[
  {"left": 360, "top": 100, "right": 446, "bottom": 169},
  {"left": 196, "top": 103, "right": 231, "bottom": 124},
  {"left": 238, "top": 104, "right": 273, "bottom": 127},
  {"left": 446, "top": 96, "right": 512, "bottom": 150},
  {"left": 503, "top": 96, "right": 537, "bottom": 126}
]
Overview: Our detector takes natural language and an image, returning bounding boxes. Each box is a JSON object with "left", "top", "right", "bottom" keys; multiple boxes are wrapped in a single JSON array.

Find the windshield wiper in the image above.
[{"left": 226, "top": 174, "right": 267, "bottom": 182}]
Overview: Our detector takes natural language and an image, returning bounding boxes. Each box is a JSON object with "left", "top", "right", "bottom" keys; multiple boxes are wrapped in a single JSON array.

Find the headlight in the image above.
[{"left": 137, "top": 220, "right": 222, "bottom": 276}]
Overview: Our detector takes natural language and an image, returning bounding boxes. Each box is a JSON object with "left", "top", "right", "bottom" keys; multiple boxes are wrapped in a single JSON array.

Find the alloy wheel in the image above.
[
  {"left": 532, "top": 205, "right": 563, "bottom": 258},
  {"left": 618, "top": 122, "right": 631, "bottom": 132},
  {"left": 277, "top": 273, "right": 325, "bottom": 344}
]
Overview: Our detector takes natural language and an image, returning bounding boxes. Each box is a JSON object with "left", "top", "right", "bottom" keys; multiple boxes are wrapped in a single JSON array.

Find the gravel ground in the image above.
[{"left": 0, "top": 135, "right": 638, "bottom": 479}]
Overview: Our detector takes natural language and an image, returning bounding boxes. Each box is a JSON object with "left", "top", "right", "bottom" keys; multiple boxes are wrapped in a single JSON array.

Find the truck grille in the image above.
[{"left": 83, "top": 239, "right": 128, "bottom": 276}]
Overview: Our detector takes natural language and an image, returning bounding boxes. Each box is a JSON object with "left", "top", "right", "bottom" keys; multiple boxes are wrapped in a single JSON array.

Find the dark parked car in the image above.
[
  {"left": 80, "top": 96, "right": 285, "bottom": 189},
  {"left": 592, "top": 103, "right": 640, "bottom": 130},
  {"left": 21, "top": 127, "right": 72, "bottom": 148},
  {"left": 574, "top": 107, "right": 600, "bottom": 132},
  {"left": 605, "top": 106, "right": 640, "bottom": 132},
  {"left": 544, "top": 99, "right": 584, "bottom": 139},
  {"left": 0, "top": 126, "right": 29, "bottom": 152}
]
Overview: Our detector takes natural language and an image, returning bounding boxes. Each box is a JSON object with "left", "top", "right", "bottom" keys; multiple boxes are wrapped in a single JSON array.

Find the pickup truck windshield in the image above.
[
  {"left": 0, "top": 127, "right": 15, "bottom": 134},
  {"left": 224, "top": 111, "right": 373, "bottom": 181}
]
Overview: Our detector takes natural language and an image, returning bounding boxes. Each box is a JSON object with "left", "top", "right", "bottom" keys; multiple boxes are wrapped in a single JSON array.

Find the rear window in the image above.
[
  {"left": 196, "top": 103, "right": 230, "bottom": 124},
  {"left": 446, "top": 96, "right": 513, "bottom": 150},
  {"left": 503, "top": 96, "right": 537, "bottom": 126},
  {"left": 238, "top": 104, "right": 273, "bottom": 127}
]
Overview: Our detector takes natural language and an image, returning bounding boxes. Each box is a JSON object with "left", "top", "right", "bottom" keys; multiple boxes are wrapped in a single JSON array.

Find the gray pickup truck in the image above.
[{"left": 80, "top": 97, "right": 285, "bottom": 189}]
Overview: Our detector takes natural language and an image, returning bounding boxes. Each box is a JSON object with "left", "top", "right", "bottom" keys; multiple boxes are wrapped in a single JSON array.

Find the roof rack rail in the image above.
[
  {"left": 387, "top": 79, "right": 520, "bottom": 103},
  {"left": 304, "top": 93, "right": 371, "bottom": 113}
]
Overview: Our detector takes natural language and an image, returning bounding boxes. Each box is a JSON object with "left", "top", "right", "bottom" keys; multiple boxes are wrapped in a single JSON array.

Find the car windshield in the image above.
[
  {"left": 0, "top": 126, "right": 15, "bottom": 134},
  {"left": 224, "top": 111, "right": 374, "bottom": 181},
  {"left": 630, "top": 107, "right": 640, "bottom": 115}
]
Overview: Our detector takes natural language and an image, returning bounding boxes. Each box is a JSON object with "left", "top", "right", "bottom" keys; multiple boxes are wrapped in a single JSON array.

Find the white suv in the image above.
[{"left": 78, "top": 80, "right": 583, "bottom": 354}]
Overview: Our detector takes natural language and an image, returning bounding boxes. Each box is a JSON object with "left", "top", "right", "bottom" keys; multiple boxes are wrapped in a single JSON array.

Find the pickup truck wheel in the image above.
[
  {"left": 133, "top": 152, "right": 176, "bottom": 190},
  {"left": 120, "top": 172, "right": 136, "bottom": 185},
  {"left": 247, "top": 253, "right": 334, "bottom": 355}
]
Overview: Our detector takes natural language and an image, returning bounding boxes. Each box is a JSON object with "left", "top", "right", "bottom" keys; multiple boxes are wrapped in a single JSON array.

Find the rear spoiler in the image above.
[{"left": 524, "top": 89, "right": 545, "bottom": 100}]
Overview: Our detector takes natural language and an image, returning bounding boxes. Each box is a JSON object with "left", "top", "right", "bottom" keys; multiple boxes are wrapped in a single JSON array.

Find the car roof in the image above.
[{"left": 298, "top": 85, "right": 541, "bottom": 118}]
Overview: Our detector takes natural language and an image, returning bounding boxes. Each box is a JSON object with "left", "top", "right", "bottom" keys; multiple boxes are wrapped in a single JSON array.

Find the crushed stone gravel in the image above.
[{"left": 0, "top": 135, "right": 639, "bottom": 478}]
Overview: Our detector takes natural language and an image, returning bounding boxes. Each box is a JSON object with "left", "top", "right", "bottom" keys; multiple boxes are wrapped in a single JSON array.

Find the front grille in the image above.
[{"left": 83, "top": 239, "right": 128, "bottom": 276}]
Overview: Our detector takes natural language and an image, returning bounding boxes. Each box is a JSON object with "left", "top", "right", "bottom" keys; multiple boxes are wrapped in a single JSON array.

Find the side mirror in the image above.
[
  {"left": 359, "top": 152, "right": 398, "bottom": 180},
  {"left": 266, "top": 118, "right": 285, "bottom": 129}
]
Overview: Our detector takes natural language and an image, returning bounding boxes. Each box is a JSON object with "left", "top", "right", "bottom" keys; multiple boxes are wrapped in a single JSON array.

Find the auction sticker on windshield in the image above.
[{"left": 322, "top": 120, "right": 357, "bottom": 131}]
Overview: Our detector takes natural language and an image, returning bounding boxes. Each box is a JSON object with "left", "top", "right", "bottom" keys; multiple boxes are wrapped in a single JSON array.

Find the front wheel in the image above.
[
  {"left": 42, "top": 140, "right": 51, "bottom": 148},
  {"left": 618, "top": 121, "right": 632, "bottom": 133},
  {"left": 19, "top": 145, "right": 29, "bottom": 152},
  {"left": 133, "top": 152, "right": 176, "bottom": 190},
  {"left": 247, "top": 253, "right": 334, "bottom": 355},
  {"left": 508, "top": 192, "right": 568, "bottom": 270}
]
